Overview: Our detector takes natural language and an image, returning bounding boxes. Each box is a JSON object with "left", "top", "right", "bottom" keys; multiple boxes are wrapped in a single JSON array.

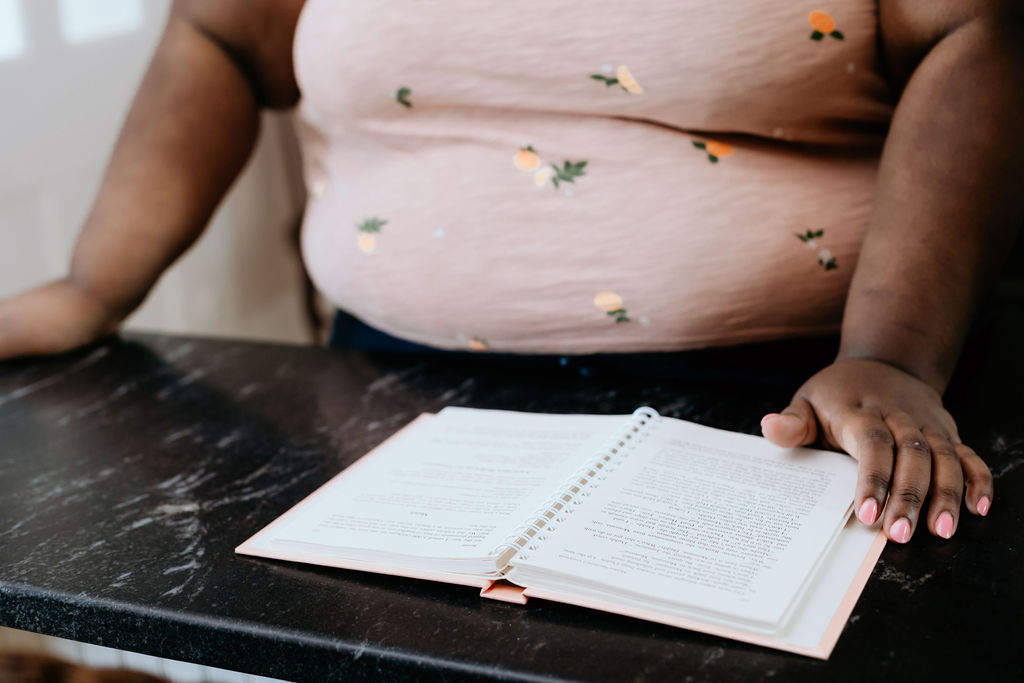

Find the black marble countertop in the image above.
[{"left": 1, "top": 306, "right": 1022, "bottom": 681}]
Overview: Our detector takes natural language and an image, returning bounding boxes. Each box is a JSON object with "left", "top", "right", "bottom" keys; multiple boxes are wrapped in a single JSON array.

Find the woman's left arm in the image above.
[{"left": 762, "top": 1, "right": 1024, "bottom": 543}]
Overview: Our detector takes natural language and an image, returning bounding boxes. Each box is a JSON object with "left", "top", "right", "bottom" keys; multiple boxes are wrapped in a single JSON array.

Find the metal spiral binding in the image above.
[{"left": 492, "top": 407, "right": 660, "bottom": 565}]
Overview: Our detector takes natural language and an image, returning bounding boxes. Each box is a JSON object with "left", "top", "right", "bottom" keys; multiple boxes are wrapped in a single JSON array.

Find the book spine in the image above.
[{"left": 493, "top": 407, "right": 660, "bottom": 563}]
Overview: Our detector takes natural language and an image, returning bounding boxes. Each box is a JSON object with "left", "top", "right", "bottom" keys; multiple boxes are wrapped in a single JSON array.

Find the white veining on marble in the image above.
[
  {"left": 989, "top": 435, "right": 1024, "bottom": 480},
  {"left": 364, "top": 364, "right": 429, "bottom": 396},
  {"left": 156, "top": 503, "right": 201, "bottom": 515},
  {"left": 162, "top": 427, "right": 198, "bottom": 445},
  {"left": 162, "top": 559, "right": 201, "bottom": 575},
  {"left": 113, "top": 494, "right": 149, "bottom": 509},
  {"left": 156, "top": 468, "right": 217, "bottom": 497},
  {"left": 875, "top": 561, "right": 935, "bottom": 592},
  {"left": 161, "top": 584, "right": 184, "bottom": 597},
  {"left": 698, "top": 647, "right": 725, "bottom": 670},
  {"left": 437, "top": 378, "right": 476, "bottom": 404},
  {"left": 176, "top": 369, "right": 207, "bottom": 387},
  {"left": 216, "top": 430, "right": 243, "bottom": 449},
  {"left": 239, "top": 382, "right": 262, "bottom": 397},
  {"left": 163, "top": 342, "right": 196, "bottom": 362},
  {"left": 0, "top": 347, "right": 110, "bottom": 407},
  {"left": 206, "top": 467, "right": 321, "bottom": 511}
]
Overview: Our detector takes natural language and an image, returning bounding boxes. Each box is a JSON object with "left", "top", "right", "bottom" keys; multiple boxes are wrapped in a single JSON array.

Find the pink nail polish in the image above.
[
  {"left": 890, "top": 518, "right": 911, "bottom": 543},
  {"left": 857, "top": 498, "right": 878, "bottom": 525},
  {"left": 978, "top": 496, "right": 991, "bottom": 517},
  {"left": 936, "top": 512, "right": 954, "bottom": 539}
]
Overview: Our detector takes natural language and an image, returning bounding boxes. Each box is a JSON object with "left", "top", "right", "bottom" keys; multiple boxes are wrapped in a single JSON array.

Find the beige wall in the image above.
[
  {"left": 0, "top": 0, "right": 311, "bottom": 345},
  {"left": 0, "top": 0, "right": 309, "bottom": 673}
]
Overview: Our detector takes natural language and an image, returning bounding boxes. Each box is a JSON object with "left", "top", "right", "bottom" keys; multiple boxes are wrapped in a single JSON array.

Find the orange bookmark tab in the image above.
[{"left": 480, "top": 580, "right": 529, "bottom": 604}]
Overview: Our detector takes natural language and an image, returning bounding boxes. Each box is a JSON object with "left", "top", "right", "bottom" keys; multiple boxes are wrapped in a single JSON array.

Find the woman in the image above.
[{"left": 0, "top": 0, "right": 1017, "bottom": 544}]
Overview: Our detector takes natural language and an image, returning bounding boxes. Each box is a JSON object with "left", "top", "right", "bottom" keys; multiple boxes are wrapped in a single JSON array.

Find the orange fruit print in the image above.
[
  {"left": 808, "top": 11, "right": 844, "bottom": 40},
  {"left": 514, "top": 147, "right": 541, "bottom": 171}
]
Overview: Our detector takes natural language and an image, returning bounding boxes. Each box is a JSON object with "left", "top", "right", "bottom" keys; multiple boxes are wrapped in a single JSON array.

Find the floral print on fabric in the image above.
[
  {"left": 456, "top": 333, "right": 491, "bottom": 351},
  {"left": 795, "top": 229, "right": 837, "bottom": 270},
  {"left": 589, "top": 64, "right": 644, "bottom": 94},
  {"left": 357, "top": 217, "right": 387, "bottom": 254},
  {"left": 594, "top": 291, "right": 631, "bottom": 323},
  {"left": 514, "top": 146, "right": 588, "bottom": 191},
  {"left": 808, "top": 11, "right": 844, "bottom": 40},
  {"left": 692, "top": 140, "right": 733, "bottom": 163},
  {"left": 395, "top": 87, "right": 413, "bottom": 107}
]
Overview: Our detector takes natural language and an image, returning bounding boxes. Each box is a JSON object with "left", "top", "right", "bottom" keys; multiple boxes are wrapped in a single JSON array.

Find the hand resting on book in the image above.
[{"left": 760, "top": 358, "right": 993, "bottom": 545}]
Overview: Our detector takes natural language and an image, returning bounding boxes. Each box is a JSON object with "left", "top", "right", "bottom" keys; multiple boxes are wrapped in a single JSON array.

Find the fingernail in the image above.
[
  {"left": 857, "top": 498, "right": 878, "bottom": 525},
  {"left": 889, "top": 518, "right": 911, "bottom": 543},
  {"left": 760, "top": 413, "right": 780, "bottom": 429},
  {"left": 936, "top": 512, "right": 954, "bottom": 539},
  {"left": 978, "top": 496, "right": 990, "bottom": 516}
]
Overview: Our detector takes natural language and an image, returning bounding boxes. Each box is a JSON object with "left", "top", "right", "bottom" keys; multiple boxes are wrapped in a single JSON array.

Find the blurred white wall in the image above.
[{"left": 0, "top": 0, "right": 312, "bottom": 344}]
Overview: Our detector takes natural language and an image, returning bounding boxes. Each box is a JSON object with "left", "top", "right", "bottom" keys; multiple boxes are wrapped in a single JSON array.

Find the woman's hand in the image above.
[
  {"left": 760, "top": 358, "right": 993, "bottom": 543},
  {"left": 761, "top": 5, "right": 1023, "bottom": 544},
  {"left": 0, "top": 278, "right": 121, "bottom": 360}
]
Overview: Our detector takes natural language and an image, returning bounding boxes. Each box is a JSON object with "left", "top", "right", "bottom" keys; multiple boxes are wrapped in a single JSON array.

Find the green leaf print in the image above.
[
  {"left": 589, "top": 74, "right": 620, "bottom": 87},
  {"left": 692, "top": 141, "right": 706, "bottom": 150},
  {"left": 395, "top": 87, "right": 412, "bottom": 108},
  {"left": 795, "top": 229, "right": 824, "bottom": 243},
  {"left": 830, "top": 30, "right": 845, "bottom": 40},
  {"left": 552, "top": 160, "right": 587, "bottom": 186},
  {"left": 810, "top": 30, "right": 824, "bottom": 40},
  {"left": 357, "top": 217, "right": 387, "bottom": 233},
  {"left": 607, "top": 309, "right": 631, "bottom": 323}
]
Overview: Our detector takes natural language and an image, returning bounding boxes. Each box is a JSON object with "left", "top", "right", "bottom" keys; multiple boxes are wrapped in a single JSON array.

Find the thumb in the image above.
[{"left": 761, "top": 396, "right": 818, "bottom": 447}]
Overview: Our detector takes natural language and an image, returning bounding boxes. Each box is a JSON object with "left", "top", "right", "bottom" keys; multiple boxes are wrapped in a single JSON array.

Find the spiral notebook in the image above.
[{"left": 236, "top": 407, "right": 886, "bottom": 659}]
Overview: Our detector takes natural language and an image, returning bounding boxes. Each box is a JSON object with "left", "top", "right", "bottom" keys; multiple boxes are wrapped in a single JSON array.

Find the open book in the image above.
[{"left": 237, "top": 407, "right": 885, "bottom": 658}]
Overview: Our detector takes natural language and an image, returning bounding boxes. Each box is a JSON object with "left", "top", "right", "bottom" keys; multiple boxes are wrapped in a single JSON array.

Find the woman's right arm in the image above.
[{"left": 0, "top": 0, "right": 305, "bottom": 359}]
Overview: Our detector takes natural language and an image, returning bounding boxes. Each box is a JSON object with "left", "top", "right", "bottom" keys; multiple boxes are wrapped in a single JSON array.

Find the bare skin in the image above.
[
  {"left": 0, "top": 1, "right": 1018, "bottom": 543},
  {"left": 761, "top": 2, "right": 1022, "bottom": 541},
  {"left": 0, "top": 0, "right": 304, "bottom": 357}
]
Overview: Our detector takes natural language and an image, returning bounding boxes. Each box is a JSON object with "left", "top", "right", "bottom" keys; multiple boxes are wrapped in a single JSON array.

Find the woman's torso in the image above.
[{"left": 295, "top": 0, "right": 894, "bottom": 353}]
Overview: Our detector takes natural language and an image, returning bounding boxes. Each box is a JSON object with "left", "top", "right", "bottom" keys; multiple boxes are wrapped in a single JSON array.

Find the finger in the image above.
[
  {"left": 882, "top": 414, "right": 932, "bottom": 543},
  {"left": 955, "top": 443, "right": 994, "bottom": 517},
  {"left": 923, "top": 429, "right": 963, "bottom": 540},
  {"left": 761, "top": 397, "right": 818, "bottom": 447},
  {"left": 835, "top": 412, "right": 894, "bottom": 528},
  {"left": 937, "top": 407, "right": 961, "bottom": 445}
]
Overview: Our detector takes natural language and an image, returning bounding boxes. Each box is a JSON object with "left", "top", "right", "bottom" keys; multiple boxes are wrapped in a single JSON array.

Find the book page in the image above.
[
  {"left": 269, "top": 408, "right": 625, "bottom": 561},
  {"left": 511, "top": 417, "right": 857, "bottom": 628}
]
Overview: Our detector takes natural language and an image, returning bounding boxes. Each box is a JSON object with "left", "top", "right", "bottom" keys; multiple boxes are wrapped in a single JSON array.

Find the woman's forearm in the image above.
[
  {"left": 67, "top": 11, "right": 263, "bottom": 318},
  {"left": 0, "top": 1, "right": 304, "bottom": 359},
  {"left": 839, "top": 14, "right": 1024, "bottom": 392}
]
